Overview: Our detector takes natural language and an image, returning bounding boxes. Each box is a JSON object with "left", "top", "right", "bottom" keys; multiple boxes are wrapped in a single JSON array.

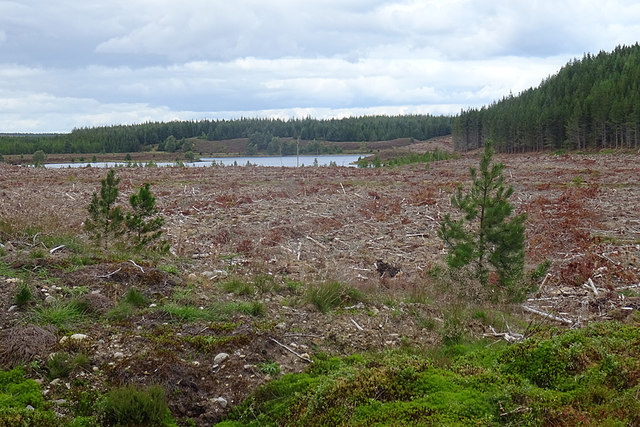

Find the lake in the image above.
[{"left": 43, "top": 154, "right": 368, "bottom": 169}]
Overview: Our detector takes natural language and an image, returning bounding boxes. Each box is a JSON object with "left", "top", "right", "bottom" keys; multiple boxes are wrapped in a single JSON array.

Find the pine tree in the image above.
[
  {"left": 125, "top": 183, "right": 166, "bottom": 251},
  {"left": 85, "top": 169, "right": 125, "bottom": 248},
  {"left": 438, "top": 140, "right": 527, "bottom": 301}
]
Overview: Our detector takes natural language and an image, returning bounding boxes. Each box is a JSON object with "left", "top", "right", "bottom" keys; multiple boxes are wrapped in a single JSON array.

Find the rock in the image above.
[
  {"left": 217, "top": 397, "right": 228, "bottom": 408},
  {"left": 7, "top": 305, "right": 18, "bottom": 312},
  {"left": 25, "top": 405, "right": 34, "bottom": 411},
  {"left": 113, "top": 352, "right": 124, "bottom": 359},
  {"left": 214, "top": 353, "right": 229, "bottom": 365},
  {"left": 70, "top": 333, "right": 88, "bottom": 341},
  {"left": 301, "top": 353, "right": 310, "bottom": 360},
  {"left": 275, "top": 322, "right": 287, "bottom": 330}
]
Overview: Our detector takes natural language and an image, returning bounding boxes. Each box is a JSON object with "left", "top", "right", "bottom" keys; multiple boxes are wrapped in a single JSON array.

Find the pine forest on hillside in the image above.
[
  {"left": 452, "top": 43, "right": 640, "bottom": 152},
  {"left": 0, "top": 115, "right": 451, "bottom": 156}
]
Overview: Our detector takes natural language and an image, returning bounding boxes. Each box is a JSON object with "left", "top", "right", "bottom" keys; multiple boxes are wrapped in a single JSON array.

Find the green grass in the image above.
[
  {"left": 218, "top": 321, "right": 640, "bottom": 426},
  {"left": 13, "top": 282, "right": 33, "bottom": 307},
  {"left": 257, "top": 362, "right": 281, "bottom": 376},
  {"left": 32, "top": 301, "right": 87, "bottom": 330},
  {"left": 306, "top": 281, "right": 366, "bottom": 313},
  {"left": 158, "top": 301, "right": 265, "bottom": 323},
  {"left": 47, "top": 352, "right": 89, "bottom": 380},
  {"left": 356, "top": 149, "right": 457, "bottom": 168}
]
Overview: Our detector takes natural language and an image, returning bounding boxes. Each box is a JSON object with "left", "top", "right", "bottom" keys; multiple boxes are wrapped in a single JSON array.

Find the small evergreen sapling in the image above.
[
  {"left": 438, "top": 140, "right": 527, "bottom": 301},
  {"left": 85, "top": 169, "right": 124, "bottom": 248},
  {"left": 125, "top": 183, "right": 167, "bottom": 251}
]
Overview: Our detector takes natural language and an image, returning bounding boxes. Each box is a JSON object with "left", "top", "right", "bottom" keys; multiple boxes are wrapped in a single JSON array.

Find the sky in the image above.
[{"left": 1, "top": 0, "right": 639, "bottom": 133}]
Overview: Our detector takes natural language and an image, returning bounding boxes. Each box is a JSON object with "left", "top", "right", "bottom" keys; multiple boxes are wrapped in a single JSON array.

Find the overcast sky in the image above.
[{"left": 1, "top": 0, "right": 639, "bottom": 133}]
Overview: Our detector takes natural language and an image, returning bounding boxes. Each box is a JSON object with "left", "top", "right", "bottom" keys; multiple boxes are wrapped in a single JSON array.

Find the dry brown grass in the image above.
[{"left": 0, "top": 324, "right": 57, "bottom": 368}]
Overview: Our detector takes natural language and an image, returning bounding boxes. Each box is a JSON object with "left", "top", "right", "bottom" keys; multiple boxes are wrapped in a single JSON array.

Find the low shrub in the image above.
[{"left": 98, "top": 384, "right": 176, "bottom": 427}]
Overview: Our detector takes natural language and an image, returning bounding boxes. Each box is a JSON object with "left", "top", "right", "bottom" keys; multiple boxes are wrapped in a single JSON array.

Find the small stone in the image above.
[
  {"left": 7, "top": 305, "right": 18, "bottom": 312},
  {"left": 191, "top": 361, "right": 200, "bottom": 367},
  {"left": 70, "top": 333, "right": 88, "bottom": 341},
  {"left": 243, "top": 364, "right": 253, "bottom": 370},
  {"left": 25, "top": 405, "right": 34, "bottom": 411},
  {"left": 114, "top": 352, "right": 124, "bottom": 359},
  {"left": 214, "top": 352, "right": 229, "bottom": 365},
  {"left": 149, "top": 303, "right": 157, "bottom": 308},
  {"left": 300, "top": 353, "right": 310, "bottom": 360},
  {"left": 275, "top": 322, "right": 287, "bottom": 330},
  {"left": 92, "top": 367, "right": 99, "bottom": 372},
  {"left": 217, "top": 397, "right": 228, "bottom": 408}
]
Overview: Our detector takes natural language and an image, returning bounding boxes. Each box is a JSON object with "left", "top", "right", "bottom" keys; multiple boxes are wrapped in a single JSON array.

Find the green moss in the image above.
[
  {"left": 219, "top": 321, "right": 640, "bottom": 426},
  {"left": 0, "top": 367, "right": 58, "bottom": 426}
]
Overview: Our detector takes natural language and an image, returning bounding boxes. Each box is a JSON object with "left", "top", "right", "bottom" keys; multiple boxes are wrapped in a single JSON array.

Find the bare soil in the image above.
[{"left": 1, "top": 138, "right": 639, "bottom": 425}]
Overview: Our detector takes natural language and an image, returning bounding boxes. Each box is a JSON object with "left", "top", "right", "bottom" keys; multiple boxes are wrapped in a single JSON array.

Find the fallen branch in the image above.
[
  {"left": 305, "top": 235, "right": 327, "bottom": 250},
  {"left": 406, "top": 233, "right": 429, "bottom": 238},
  {"left": 350, "top": 318, "right": 364, "bottom": 331},
  {"left": 129, "top": 259, "right": 145, "bottom": 273},
  {"left": 584, "top": 278, "right": 599, "bottom": 296},
  {"left": 49, "top": 245, "right": 65, "bottom": 254},
  {"left": 538, "top": 273, "right": 551, "bottom": 293},
  {"left": 483, "top": 325, "right": 523, "bottom": 343},
  {"left": 269, "top": 337, "right": 312, "bottom": 363},
  {"left": 522, "top": 306, "right": 573, "bottom": 325},
  {"left": 97, "top": 267, "right": 122, "bottom": 278}
]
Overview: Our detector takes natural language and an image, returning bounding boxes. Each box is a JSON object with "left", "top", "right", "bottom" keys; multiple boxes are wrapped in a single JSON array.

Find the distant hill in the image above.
[{"left": 452, "top": 44, "right": 640, "bottom": 152}]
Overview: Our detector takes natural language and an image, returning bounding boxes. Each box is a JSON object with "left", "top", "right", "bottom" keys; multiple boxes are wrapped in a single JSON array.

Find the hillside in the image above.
[
  {"left": 0, "top": 115, "right": 451, "bottom": 156},
  {"left": 453, "top": 44, "right": 640, "bottom": 153}
]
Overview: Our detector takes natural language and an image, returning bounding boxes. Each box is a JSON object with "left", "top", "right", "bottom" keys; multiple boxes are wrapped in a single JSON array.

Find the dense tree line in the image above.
[
  {"left": 453, "top": 44, "right": 640, "bottom": 152},
  {"left": 0, "top": 115, "right": 451, "bottom": 155}
]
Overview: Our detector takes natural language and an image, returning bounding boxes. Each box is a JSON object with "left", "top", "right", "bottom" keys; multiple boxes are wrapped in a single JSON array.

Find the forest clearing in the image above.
[{"left": 1, "top": 140, "right": 640, "bottom": 425}]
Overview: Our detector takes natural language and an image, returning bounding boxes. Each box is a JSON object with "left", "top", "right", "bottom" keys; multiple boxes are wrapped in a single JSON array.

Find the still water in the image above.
[{"left": 44, "top": 154, "right": 367, "bottom": 168}]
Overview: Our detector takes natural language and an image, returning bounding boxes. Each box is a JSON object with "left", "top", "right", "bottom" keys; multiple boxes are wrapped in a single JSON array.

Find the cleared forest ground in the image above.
[{"left": 1, "top": 145, "right": 639, "bottom": 425}]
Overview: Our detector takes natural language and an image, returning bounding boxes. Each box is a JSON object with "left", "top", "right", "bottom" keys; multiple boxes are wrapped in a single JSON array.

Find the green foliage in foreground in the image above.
[
  {"left": 357, "top": 149, "right": 456, "bottom": 168},
  {"left": 98, "top": 384, "right": 177, "bottom": 427},
  {"left": 0, "top": 367, "right": 58, "bottom": 426},
  {"left": 218, "top": 321, "right": 640, "bottom": 426}
]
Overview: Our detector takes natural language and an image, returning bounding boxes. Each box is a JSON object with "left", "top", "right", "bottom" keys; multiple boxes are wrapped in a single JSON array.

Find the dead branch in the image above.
[
  {"left": 522, "top": 306, "right": 573, "bottom": 325},
  {"left": 269, "top": 337, "right": 312, "bottom": 363},
  {"left": 97, "top": 267, "right": 122, "bottom": 278},
  {"left": 350, "top": 318, "right": 364, "bottom": 331},
  {"left": 483, "top": 325, "right": 523, "bottom": 343},
  {"left": 305, "top": 235, "right": 327, "bottom": 250},
  {"left": 129, "top": 259, "right": 145, "bottom": 273},
  {"left": 49, "top": 245, "right": 65, "bottom": 254}
]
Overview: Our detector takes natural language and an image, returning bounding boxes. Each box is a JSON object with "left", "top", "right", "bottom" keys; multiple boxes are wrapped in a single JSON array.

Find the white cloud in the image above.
[{"left": 1, "top": 0, "right": 639, "bottom": 132}]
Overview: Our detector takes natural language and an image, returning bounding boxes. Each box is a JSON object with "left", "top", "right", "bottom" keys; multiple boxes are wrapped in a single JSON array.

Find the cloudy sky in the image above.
[{"left": 1, "top": 0, "right": 639, "bottom": 133}]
